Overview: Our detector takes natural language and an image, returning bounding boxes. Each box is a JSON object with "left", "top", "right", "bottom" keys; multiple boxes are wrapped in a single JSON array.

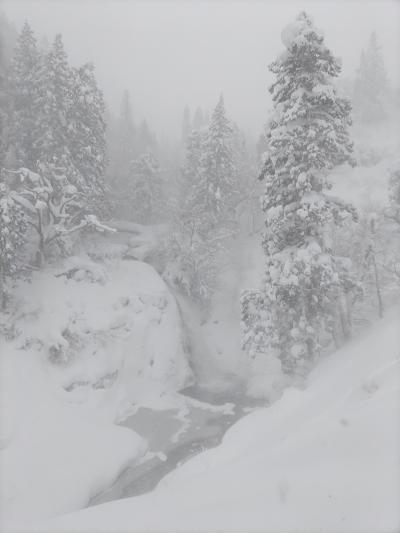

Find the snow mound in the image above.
[{"left": 30, "top": 309, "right": 400, "bottom": 532}]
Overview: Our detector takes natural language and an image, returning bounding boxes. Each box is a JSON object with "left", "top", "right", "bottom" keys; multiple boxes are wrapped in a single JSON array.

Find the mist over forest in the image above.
[{"left": 0, "top": 2, "right": 399, "bottom": 532}]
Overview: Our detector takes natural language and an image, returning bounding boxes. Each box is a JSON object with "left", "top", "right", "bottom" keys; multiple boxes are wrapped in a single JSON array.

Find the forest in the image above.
[{"left": 0, "top": 4, "right": 399, "bottom": 532}]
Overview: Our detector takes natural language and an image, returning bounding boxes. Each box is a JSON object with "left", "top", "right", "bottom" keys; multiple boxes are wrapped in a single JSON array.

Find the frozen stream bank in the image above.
[{"left": 89, "top": 387, "right": 262, "bottom": 506}]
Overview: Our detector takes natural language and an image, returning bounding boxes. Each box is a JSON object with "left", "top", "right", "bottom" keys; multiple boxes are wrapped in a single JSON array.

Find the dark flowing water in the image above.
[{"left": 89, "top": 386, "right": 262, "bottom": 506}]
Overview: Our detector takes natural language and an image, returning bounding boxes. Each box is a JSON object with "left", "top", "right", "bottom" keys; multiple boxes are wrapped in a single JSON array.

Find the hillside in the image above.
[{"left": 22, "top": 309, "right": 400, "bottom": 533}]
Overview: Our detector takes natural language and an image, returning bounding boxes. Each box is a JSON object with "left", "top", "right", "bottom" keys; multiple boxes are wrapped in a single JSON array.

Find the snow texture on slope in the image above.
[{"left": 26, "top": 309, "right": 399, "bottom": 533}]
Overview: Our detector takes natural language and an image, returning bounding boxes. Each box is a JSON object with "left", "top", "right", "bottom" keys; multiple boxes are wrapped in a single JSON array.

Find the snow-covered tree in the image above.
[
  {"left": 5, "top": 22, "right": 41, "bottom": 169},
  {"left": 69, "top": 62, "right": 107, "bottom": 211},
  {"left": 243, "top": 12, "right": 357, "bottom": 374},
  {"left": 170, "top": 96, "right": 237, "bottom": 308},
  {"left": 0, "top": 174, "right": 26, "bottom": 307},
  {"left": 353, "top": 32, "right": 388, "bottom": 124},
  {"left": 181, "top": 105, "right": 191, "bottom": 145},
  {"left": 231, "top": 124, "right": 260, "bottom": 232},
  {"left": 33, "top": 34, "right": 73, "bottom": 169},
  {"left": 178, "top": 129, "right": 207, "bottom": 227},
  {"left": 136, "top": 119, "right": 157, "bottom": 157},
  {"left": 193, "top": 106, "right": 206, "bottom": 131},
  {"left": 200, "top": 94, "right": 237, "bottom": 230},
  {"left": 108, "top": 90, "right": 136, "bottom": 190},
  {"left": 123, "top": 152, "right": 163, "bottom": 224},
  {"left": 388, "top": 165, "right": 400, "bottom": 225},
  {"left": 7, "top": 166, "right": 112, "bottom": 266}
]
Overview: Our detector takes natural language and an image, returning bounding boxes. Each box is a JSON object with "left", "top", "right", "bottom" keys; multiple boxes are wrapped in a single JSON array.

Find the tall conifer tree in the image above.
[
  {"left": 6, "top": 22, "right": 41, "bottom": 168},
  {"left": 353, "top": 32, "right": 388, "bottom": 123},
  {"left": 243, "top": 12, "right": 357, "bottom": 374}
]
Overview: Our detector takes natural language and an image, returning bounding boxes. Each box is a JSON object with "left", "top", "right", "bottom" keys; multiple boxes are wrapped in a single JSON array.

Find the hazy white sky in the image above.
[{"left": 2, "top": 0, "right": 399, "bottom": 140}]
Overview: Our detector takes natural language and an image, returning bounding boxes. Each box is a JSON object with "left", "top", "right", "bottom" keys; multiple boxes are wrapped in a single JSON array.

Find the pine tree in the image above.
[
  {"left": 388, "top": 166, "right": 400, "bottom": 225},
  {"left": 192, "top": 106, "right": 205, "bottom": 131},
  {"left": 181, "top": 105, "right": 192, "bottom": 144},
  {"left": 109, "top": 90, "right": 136, "bottom": 189},
  {"left": 136, "top": 119, "right": 157, "bottom": 156},
  {"left": 353, "top": 32, "right": 388, "bottom": 123},
  {"left": 5, "top": 22, "right": 41, "bottom": 169},
  {"left": 244, "top": 12, "right": 357, "bottom": 374},
  {"left": 0, "top": 29, "right": 7, "bottom": 166},
  {"left": 231, "top": 124, "right": 260, "bottom": 233},
  {"left": 124, "top": 152, "right": 163, "bottom": 224},
  {"left": 179, "top": 129, "right": 207, "bottom": 226},
  {"left": 34, "top": 34, "right": 75, "bottom": 172},
  {"left": 170, "top": 97, "right": 237, "bottom": 308},
  {"left": 0, "top": 173, "right": 26, "bottom": 307},
  {"left": 69, "top": 62, "right": 107, "bottom": 209},
  {"left": 200, "top": 94, "right": 237, "bottom": 229}
]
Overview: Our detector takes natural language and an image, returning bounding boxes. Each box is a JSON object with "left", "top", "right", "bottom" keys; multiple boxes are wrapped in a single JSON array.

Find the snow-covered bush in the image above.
[{"left": 6, "top": 165, "right": 113, "bottom": 265}]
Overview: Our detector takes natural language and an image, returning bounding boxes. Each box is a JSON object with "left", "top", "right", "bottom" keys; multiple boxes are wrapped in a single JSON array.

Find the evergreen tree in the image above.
[
  {"left": 0, "top": 13, "right": 16, "bottom": 166},
  {"left": 124, "top": 151, "right": 163, "bottom": 224},
  {"left": 244, "top": 12, "right": 357, "bottom": 374},
  {"left": 170, "top": 128, "right": 223, "bottom": 306},
  {"left": 109, "top": 90, "right": 136, "bottom": 189},
  {"left": 353, "top": 32, "right": 388, "bottom": 123},
  {"left": 34, "top": 34, "right": 75, "bottom": 172},
  {"left": 181, "top": 105, "right": 191, "bottom": 144},
  {"left": 170, "top": 96, "right": 237, "bottom": 308},
  {"left": 200, "top": 94, "right": 237, "bottom": 228},
  {"left": 231, "top": 124, "right": 260, "bottom": 233},
  {"left": 193, "top": 106, "right": 205, "bottom": 131},
  {"left": 5, "top": 22, "right": 41, "bottom": 168},
  {"left": 69, "top": 62, "right": 107, "bottom": 207},
  {"left": 32, "top": 34, "right": 107, "bottom": 213},
  {"left": 0, "top": 173, "right": 26, "bottom": 307},
  {"left": 177, "top": 129, "right": 207, "bottom": 231},
  {"left": 256, "top": 131, "right": 268, "bottom": 163},
  {"left": 136, "top": 119, "right": 157, "bottom": 156},
  {"left": 388, "top": 165, "right": 400, "bottom": 225}
]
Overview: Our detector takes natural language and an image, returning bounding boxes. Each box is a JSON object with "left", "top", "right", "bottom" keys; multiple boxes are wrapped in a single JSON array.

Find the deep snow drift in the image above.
[
  {"left": 0, "top": 257, "right": 193, "bottom": 526},
  {"left": 24, "top": 308, "right": 400, "bottom": 533}
]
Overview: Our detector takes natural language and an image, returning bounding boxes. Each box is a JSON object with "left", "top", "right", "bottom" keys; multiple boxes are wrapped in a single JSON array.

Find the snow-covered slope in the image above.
[
  {"left": 0, "top": 258, "right": 193, "bottom": 527},
  {"left": 26, "top": 309, "right": 400, "bottom": 533}
]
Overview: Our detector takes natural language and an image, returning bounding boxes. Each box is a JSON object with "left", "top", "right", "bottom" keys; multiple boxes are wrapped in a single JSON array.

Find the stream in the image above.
[{"left": 89, "top": 385, "right": 263, "bottom": 506}]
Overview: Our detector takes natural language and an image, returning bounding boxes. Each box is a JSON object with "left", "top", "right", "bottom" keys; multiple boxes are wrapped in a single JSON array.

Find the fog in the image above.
[{"left": 2, "top": 0, "right": 399, "bottom": 139}]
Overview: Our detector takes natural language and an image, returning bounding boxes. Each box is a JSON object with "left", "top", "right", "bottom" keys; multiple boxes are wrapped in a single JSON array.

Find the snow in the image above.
[
  {"left": 0, "top": 342, "right": 147, "bottom": 526},
  {"left": 20, "top": 306, "right": 400, "bottom": 532},
  {"left": 0, "top": 257, "right": 193, "bottom": 527},
  {"left": 281, "top": 13, "right": 323, "bottom": 51}
]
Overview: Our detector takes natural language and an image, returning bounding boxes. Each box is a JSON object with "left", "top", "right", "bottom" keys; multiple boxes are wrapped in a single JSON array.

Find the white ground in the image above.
[
  {"left": 16, "top": 308, "right": 400, "bottom": 533},
  {"left": 0, "top": 257, "right": 193, "bottom": 527}
]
